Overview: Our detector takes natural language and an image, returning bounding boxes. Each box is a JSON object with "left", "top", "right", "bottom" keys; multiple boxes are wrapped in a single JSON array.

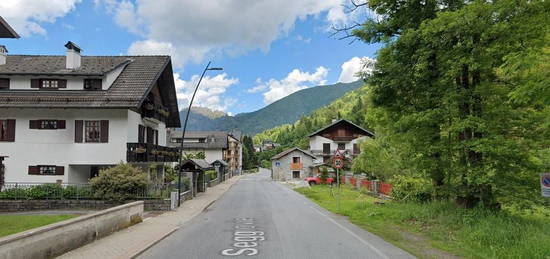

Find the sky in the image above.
[{"left": 0, "top": 0, "right": 381, "bottom": 115}]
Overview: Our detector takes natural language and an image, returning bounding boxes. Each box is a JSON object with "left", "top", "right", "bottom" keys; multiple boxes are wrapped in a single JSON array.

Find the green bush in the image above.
[
  {"left": 62, "top": 186, "right": 93, "bottom": 199},
  {"left": 0, "top": 188, "right": 29, "bottom": 199},
  {"left": 205, "top": 170, "right": 217, "bottom": 181},
  {"left": 389, "top": 175, "right": 433, "bottom": 202},
  {"left": 90, "top": 163, "right": 148, "bottom": 201},
  {"left": 27, "top": 184, "right": 63, "bottom": 199},
  {"left": 261, "top": 160, "right": 271, "bottom": 169}
]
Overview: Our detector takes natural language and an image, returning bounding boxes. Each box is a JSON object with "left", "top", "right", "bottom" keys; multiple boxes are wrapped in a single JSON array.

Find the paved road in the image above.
[{"left": 138, "top": 169, "right": 414, "bottom": 259}]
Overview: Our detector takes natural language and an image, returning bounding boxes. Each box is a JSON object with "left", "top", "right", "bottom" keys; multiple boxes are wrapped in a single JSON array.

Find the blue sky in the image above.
[{"left": 0, "top": 0, "right": 381, "bottom": 115}]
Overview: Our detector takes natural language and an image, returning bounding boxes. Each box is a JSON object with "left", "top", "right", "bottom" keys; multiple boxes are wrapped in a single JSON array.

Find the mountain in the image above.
[{"left": 179, "top": 80, "right": 364, "bottom": 135}]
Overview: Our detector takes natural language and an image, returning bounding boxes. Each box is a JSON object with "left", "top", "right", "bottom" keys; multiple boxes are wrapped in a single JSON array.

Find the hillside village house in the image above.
[
  {"left": 271, "top": 147, "right": 316, "bottom": 181},
  {"left": 271, "top": 119, "right": 374, "bottom": 181},
  {"left": 308, "top": 119, "right": 374, "bottom": 164},
  {"left": 168, "top": 131, "right": 242, "bottom": 174},
  {"left": 0, "top": 40, "right": 181, "bottom": 184}
]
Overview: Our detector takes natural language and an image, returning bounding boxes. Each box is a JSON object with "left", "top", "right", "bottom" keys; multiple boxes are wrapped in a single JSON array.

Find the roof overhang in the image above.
[{"left": 0, "top": 17, "right": 20, "bottom": 38}]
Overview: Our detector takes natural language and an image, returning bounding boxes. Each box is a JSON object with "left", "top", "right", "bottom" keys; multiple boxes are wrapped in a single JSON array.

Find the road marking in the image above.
[
  {"left": 309, "top": 206, "right": 390, "bottom": 259},
  {"left": 221, "top": 218, "right": 265, "bottom": 256}
]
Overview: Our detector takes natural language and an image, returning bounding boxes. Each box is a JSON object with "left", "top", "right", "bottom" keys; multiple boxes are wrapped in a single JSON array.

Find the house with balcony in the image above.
[
  {"left": 308, "top": 119, "right": 374, "bottom": 164},
  {"left": 271, "top": 147, "right": 316, "bottom": 181},
  {"left": 0, "top": 40, "right": 181, "bottom": 184},
  {"left": 168, "top": 131, "right": 242, "bottom": 174}
]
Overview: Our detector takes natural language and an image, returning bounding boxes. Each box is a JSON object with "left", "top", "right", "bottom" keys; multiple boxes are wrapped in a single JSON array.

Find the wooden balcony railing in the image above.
[
  {"left": 290, "top": 163, "right": 303, "bottom": 170},
  {"left": 127, "top": 143, "right": 179, "bottom": 162}
]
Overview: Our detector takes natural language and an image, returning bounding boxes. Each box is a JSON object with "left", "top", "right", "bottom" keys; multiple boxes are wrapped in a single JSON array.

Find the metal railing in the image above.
[{"left": 0, "top": 182, "right": 184, "bottom": 200}]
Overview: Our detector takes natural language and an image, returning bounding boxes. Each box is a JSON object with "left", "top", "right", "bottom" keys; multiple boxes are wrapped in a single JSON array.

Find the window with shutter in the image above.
[
  {"left": 85, "top": 121, "right": 101, "bottom": 142},
  {"left": 0, "top": 78, "right": 9, "bottom": 89},
  {"left": 28, "top": 165, "right": 64, "bottom": 175},
  {"left": 84, "top": 79, "right": 102, "bottom": 90},
  {"left": 36, "top": 79, "right": 67, "bottom": 90},
  {"left": 100, "top": 120, "right": 109, "bottom": 143},
  {"left": 75, "top": 120, "right": 83, "bottom": 143},
  {"left": 29, "top": 120, "right": 66, "bottom": 130},
  {"left": 0, "top": 120, "right": 15, "bottom": 142}
]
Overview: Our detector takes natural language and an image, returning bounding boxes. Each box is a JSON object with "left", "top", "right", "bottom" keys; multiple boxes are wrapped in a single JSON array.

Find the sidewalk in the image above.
[{"left": 57, "top": 175, "right": 242, "bottom": 259}]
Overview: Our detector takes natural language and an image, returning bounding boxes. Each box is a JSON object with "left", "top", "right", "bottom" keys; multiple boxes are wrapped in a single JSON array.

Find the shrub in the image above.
[
  {"left": 389, "top": 175, "right": 433, "bottom": 202},
  {"left": 0, "top": 188, "right": 29, "bottom": 199},
  {"left": 261, "top": 160, "right": 271, "bottom": 169},
  {"left": 90, "top": 163, "right": 148, "bottom": 201},
  {"left": 62, "top": 186, "right": 93, "bottom": 199},
  {"left": 205, "top": 170, "right": 217, "bottom": 181},
  {"left": 27, "top": 184, "right": 63, "bottom": 199}
]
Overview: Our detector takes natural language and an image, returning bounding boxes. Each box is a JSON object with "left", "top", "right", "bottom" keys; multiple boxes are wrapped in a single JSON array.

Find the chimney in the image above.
[
  {"left": 332, "top": 118, "right": 338, "bottom": 123},
  {"left": 64, "top": 41, "right": 82, "bottom": 69},
  {"left": 0, "top": 45, "right": 7, "bottom": 65}
]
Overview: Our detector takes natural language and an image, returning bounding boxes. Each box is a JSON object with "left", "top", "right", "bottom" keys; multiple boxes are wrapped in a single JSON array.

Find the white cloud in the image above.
[
  {"left": 252, "top": 66, "right": 329, "bottom": 104},
  {"left": 96, "top": 0, "right": 354, "bottom": 68},
  {"left": 338, "top": 56, "right": 376, "bottom": 83},
  {"left": 0, "top": 0, "right": 81, "bottom": 37},
  {"left": 174, "top": 73, "right": 239, "bottom": 112}
]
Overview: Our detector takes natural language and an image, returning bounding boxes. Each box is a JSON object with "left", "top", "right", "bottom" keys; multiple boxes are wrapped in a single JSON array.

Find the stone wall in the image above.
[
  {"left": 0, "top": 199, "right": 173, "bottom": 212},
  {"left": 0, "top": 201, "right": 144, "bottom": 259}
]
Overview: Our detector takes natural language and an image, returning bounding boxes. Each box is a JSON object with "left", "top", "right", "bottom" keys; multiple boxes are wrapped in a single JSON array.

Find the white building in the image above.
[
  {"left": 168, "top": 131, "right": 242, "bottom": 174},
  {"left": 0, "top": 41, "right": 181, "bottom": 184},
  {"left": 308, "top": 119, "right": 374, "bottom": 164}
]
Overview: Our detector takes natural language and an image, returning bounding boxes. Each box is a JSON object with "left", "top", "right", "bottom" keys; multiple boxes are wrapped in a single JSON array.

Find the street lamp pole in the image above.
[{"left": 177, "top": 61, "right": 223, "bottom": 207}]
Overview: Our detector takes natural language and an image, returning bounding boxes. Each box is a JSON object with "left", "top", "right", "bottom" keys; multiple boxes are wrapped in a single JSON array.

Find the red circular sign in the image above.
[{"left": 333, "top": 158, "right": 344, "bottom": 169}]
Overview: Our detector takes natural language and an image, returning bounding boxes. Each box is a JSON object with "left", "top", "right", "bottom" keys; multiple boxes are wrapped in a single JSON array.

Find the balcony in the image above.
[
  {"left": 310, "top": 149, "right": 351, "bottom": 156},
  {"left": 127, "top": 143, "right": 179, "bottom": 163},
  {"left": 142, "top": 103, "right": 170, "bottom": 124},
  {"left": 333, "top": 136, "right": 354, "bottom": 142},
  {"left": 290, "top": 163, "right": 303, "bottom": 170}
]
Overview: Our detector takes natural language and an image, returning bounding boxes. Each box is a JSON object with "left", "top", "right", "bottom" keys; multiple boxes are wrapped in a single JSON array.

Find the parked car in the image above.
[{"left": 304, "top": 176, "right": 335, "bottom": 186}]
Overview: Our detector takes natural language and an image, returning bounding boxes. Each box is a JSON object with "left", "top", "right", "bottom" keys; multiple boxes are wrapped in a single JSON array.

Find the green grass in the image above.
[
  {"left": 0, "top": 214, "right": 77, "bottom": 238},
  {"left": 295, "top": 185, "right": 550, "bottom": 259}
]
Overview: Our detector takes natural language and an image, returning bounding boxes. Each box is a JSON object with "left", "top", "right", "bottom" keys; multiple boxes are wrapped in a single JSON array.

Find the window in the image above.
[
  {"left": 85, "top": 121, "right": 101, "bottom": 143},
  {"left": 28, "top": 165, "right": 64, "bottom": 175},
  {"left": 292, "top": 157, "right": 301, "bottom": 163},
  {"left": 31, "top": 79, "right": 67, "bottom": 90},
  {"left": 338, "top": 143, "right": 346, "bottom": 150},
  {"left": 29, "top": 120, "right": 66, "bottom": 130},
  {"left": 292, "top": 171, "right": 300, "bottom": 179},
  {"left": 138, "top": 125, "right": 145, "bottom": 143},
  {"left": 198, "top": 138, "right": 206, "bottom": 143},
  {"left": 0, "top": 119, "right": 15, "bottom": 142},
  {"left": 323, "top": 143, "right": 330, "bottom": 154},
  {"left": 353, "top": 143, "right": 360, "bottom": 154},
  {"left": 84, "top": 79, "right": 102, "bottom": 90},
  {"left": 0, "top": 78, "right": 9, "bottom": 89},
  {"left": 42, "top": 80, "right": 59, "bottom": 89}
]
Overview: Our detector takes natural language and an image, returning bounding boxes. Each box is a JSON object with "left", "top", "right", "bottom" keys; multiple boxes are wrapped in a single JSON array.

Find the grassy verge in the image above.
[
  {"left": 0, "top": 214, "right": 77, "bottom": 238},
  {"left": 295, "top": 185, "right": 550, "bottom": 259}
]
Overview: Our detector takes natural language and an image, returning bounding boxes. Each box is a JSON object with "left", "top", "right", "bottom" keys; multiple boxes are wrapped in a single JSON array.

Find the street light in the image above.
[{"left": 177, "top": 61, "right": 223, "bottom": 207}]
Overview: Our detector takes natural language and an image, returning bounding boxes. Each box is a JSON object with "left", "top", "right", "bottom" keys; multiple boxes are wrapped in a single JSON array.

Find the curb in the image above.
[{"left": 126, "top": 176, "right": 242, "bottom": 258}]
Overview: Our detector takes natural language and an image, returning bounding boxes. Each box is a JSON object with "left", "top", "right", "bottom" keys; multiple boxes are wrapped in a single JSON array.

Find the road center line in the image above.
[{"left": 309, "top": 206, "right": 390, "bottom": 259}]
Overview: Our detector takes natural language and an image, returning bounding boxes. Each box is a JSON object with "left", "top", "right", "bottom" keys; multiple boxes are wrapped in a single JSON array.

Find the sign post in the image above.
[
  {"left": 333, "top": 150, "right": 344, "bottom": 212},
  {"left": 541, "top": 173, "right": 550, "bottom": 206}
]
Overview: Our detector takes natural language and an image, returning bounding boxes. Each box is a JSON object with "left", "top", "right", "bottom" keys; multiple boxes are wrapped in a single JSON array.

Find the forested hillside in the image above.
[
  {"left": 257, "top": 0, "right": 550, "bottom": 211},
  {"left": 180, "top": 81, "right": 363, "bottom": 135}
]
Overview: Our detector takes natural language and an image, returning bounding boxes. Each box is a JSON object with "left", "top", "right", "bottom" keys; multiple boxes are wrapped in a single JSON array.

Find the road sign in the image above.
[
  {"left": 275, "top": 162, "right": 281, "bottom": 167},
  {"left": 334, "top": 149, "right": 343, "bottom": 158},
  {"left": 541, "top": 173, "right": 550, "bottom": 198},
  {"left": 333, "top": 157, "right": 344, "bottom": 169}
]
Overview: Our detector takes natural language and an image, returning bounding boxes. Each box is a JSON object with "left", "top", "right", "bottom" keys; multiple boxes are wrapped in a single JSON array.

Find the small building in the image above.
[
  {"left": 308, "top": 119, "right": 374, "bottom": 163},
  {"left": 168, "top": 130, "right": 242, "bottom": 175},
  {"left": 271, "top": 147, "right": 316, "bottom": 181},
  {"left": 180, "top": 159, "right": 213, "bottom": 196}
]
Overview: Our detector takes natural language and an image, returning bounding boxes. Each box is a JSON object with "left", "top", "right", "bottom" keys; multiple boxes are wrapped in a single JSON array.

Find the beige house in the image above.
[{"left": 271, "top": 147, "right": 316, "bottom": 181}]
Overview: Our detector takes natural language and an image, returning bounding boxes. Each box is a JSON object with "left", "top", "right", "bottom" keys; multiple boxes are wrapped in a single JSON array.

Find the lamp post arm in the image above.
[{"left": 177, "top": 61, "right": 211, "bottom": 206}]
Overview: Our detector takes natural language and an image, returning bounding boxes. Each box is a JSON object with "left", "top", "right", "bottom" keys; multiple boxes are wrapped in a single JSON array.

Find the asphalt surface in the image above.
[{"left": 138, "top": 169, "right": 415, "bottom": 259}]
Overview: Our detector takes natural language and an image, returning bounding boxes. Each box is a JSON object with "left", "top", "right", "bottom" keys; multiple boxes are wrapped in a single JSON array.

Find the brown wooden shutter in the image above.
[
  {"left": 57, "top": 120, "right": 66, "bottom": 129},
  {"left": 0, "top": 78, "right": 9, "bottom": 89},
  {"left": 6, "top": 119, "right": 15, "bottom": 142},
  {"left": 75, "top": 120, "right": 83, "bottom": 143},
  {"left": 100, "top": 120, "right": 109, "bottom": 143},
  {"left": 31, "top": 79, "right": 40, "bottom": 88},
  {"left": 29, "top": 120, "right": 40, "bottom": 129},
  {"left": 28, "top": 166, "right": 39, "bottom": 175},
  {"left": 154, "top": 130, "right": 158, "bottom": 145},
  {"left": 57, "top": 79, "right": 67, "bottom": 88},
  {"left": 146, "top": 127, "right": 153, "bottom": 144},
  {"left": 55, "top": 166, "right": 65, "bottom": 175},
  {"left": 138, "top": 125, "right": 145, "bottom": 143}
]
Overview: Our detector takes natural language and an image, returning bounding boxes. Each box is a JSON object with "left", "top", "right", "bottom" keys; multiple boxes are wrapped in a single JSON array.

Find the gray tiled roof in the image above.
[
  {"left": 307, "top": 119, "right": 375, "bottom": 137},
  {"left": 0, "top": 55, "right": 130, "bottom": 75},
  {"left": 169, "top": 131, "right": 229, "bottom": 149},
  {"left": 0, "top": 55, "right": 180, "bottom": 127},
  {"left": 0, "top": 17, "right": 19, "bottom": 38},
  {"left": 271, "top": 147, "right": 316, "bottom": 160}
]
